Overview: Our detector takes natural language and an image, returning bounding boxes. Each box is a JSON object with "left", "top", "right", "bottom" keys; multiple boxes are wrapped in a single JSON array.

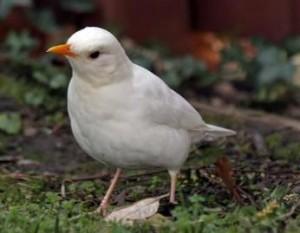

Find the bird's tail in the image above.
[{"left": 190, "top": 124, "right": 236, "bottom": 143}]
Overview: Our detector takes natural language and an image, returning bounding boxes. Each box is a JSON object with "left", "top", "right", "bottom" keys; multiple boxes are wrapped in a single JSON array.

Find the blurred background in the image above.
[{"left": 2, "top": 0, "right": 300, "bottom": 118}]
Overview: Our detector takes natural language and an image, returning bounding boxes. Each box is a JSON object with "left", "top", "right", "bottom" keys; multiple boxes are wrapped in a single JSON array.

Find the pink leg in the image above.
[
  {"left": 96, "top": 168, "right": 122, "bottom": 216},
  {"left": 168, "top": 170, "right": 178, "bottom": 204}
]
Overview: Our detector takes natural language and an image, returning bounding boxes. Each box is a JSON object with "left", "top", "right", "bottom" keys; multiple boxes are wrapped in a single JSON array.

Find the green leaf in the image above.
[
  {"left": 49, "top": 74, "right": 68, "bottom": 89},
  {"left": 175, "top": 56, "right": 206, "bottom": 77},
  {"left": 131, "top": 57, "right": 153, "bottom": 70},
  {"left": 161, "top": 71, "right": 182, "bottom": 88},
  {"left": 257, "top": 63, "right": 294, "bottom": 86},
  {"left": 0, "top": 112, "right": 22, "bottom": 135},
  {"left": 25, "top": 89, "right": 46, "bottom": 107},
  {"left": 29, "top": 9, "right": 58, "bottom": 33},
  {"left": 221, "top": 43, "right": 246, "bottom": 63},
  {"left": 257, "top": 46, "right": 287, "bottom": 66},
  {"left": 33, "top": 71, "right": 49, "bottom": 84},
  {"left": 0, "top": 0, "right": 13, "bottom": 19},
  {"left": 4, "top": 31, "right": 37, "bottom": 59},
  {"left": 283, "top": 36, "right": 300, "bottom": 55},
  {"left": 0, "top": 0, "right": 32, "bottom": 19}
]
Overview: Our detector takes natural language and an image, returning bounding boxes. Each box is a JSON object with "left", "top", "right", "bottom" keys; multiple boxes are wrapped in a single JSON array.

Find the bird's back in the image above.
[
  {"left": 132, "top": 64, "right": 206, "bottom": 130},
  {"left": 131, "top": 64, "right": 235, "bottom": 142}
]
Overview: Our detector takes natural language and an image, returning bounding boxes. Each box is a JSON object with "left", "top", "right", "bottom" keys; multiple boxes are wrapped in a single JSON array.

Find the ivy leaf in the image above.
[
  {"left": 0, "top": 113, "right": 22, "bottom": 135},
  {"left": 256, "top": 46, "right": 287, "bottom": 66},
  {"left": 4, "top": 31, "right": 37, "bottom": 59},
  {"left": 29, "top": 8, "right": 58, "bottom": 33},
  {"left": 49, "top": 74, "right": 68, "bottom": 89},
  {"left": 0, "top": 0, "right": 14, "bottom": 19},
  {"left": 283, "top": 36, "right": 300, "bottom": 55},
  {"left": 0, "top": 0, "right": 32, "bottom": 19},
  {"left": 25, "top": 89, "right": 46, "bottom": 107},
  {"left": 32, "top": 71, "right": 48, "bottom": 84},
  {"left": 161, "top": 71, "right": 181, "bottom": 88},
  {"left": 257, "top": 63, "right": 294, "bottom": 86}
]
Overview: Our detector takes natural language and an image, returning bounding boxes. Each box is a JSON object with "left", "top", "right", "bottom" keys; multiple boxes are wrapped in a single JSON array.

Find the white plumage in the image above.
[{"left": 48, "top": 27, "right": 235, "bottom": 214}]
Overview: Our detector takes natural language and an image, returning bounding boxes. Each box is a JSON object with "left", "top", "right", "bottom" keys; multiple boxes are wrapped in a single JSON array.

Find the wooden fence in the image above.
[{"left": 99, "top": 0, "right": 300, "bottom": 49}]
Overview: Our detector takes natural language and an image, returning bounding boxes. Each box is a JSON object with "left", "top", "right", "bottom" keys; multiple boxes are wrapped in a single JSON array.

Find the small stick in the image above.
[
  {"left": 279, "top": 201, "right": 300, "bottom": 220},
  {"left": 63, "top": 172, "right": 109, "bottom": 183}
]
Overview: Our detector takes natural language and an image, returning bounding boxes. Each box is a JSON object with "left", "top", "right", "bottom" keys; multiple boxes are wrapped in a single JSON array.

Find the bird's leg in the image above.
[
  {"left": 168, "top": 170, "right": 178, "bottom": 204},
  {"left": 96, "top": 168, "right": 122, "bottom": 216}
]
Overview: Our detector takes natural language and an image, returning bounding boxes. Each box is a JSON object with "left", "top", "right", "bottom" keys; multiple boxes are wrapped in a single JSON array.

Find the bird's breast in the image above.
[{"left": 67, "top": 78, "right": 191, "bottom": 169}]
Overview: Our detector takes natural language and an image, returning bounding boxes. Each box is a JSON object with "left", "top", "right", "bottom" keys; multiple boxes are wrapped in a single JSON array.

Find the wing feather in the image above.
[
  {"left": 133, "top": 64, "right": 235, "bottom": 142},
  {"left": 133, "top": 65, "right": 206, "bottom": 130}
]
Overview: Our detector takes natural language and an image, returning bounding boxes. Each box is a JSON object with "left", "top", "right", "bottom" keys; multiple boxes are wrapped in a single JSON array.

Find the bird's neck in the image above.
[{"left": 72, "top": 59, "right": 133, "bottom": 87}]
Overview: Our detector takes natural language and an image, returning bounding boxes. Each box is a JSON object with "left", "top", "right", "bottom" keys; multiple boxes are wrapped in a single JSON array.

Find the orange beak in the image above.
[{"left": 46, "top": 44, "right": 76, "bottom": 57}]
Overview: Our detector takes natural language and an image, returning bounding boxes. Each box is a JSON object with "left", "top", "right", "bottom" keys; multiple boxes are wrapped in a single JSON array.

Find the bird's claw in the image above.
[
  {"left": 169, "top": 199, "right": 178, "bottom": 205},
  {"left": 95, "top": 203, "right": 108, "bottom": 216}
]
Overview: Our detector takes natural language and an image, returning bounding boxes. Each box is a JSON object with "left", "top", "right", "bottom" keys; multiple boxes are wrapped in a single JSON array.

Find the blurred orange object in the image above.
[
  {"left": 188, "top": 32, "right": 258, "bottom": 71},
  {"left": 188, "top": 32, "right": 229, "bottom": 71}
]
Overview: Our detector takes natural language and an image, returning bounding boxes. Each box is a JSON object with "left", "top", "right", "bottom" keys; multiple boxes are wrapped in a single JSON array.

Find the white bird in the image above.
[{"left": 47, "top": 27, "right": 235, "bottom": 215}]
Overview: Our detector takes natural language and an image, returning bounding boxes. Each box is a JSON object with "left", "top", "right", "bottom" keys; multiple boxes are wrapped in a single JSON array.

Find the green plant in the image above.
[{"left": 0, "top": 112, "right": 22, "bottom": 135}]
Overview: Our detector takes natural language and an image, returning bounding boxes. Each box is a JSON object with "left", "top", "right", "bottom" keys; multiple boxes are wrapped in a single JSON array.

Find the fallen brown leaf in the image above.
[
  {"left": 215, "top": 156, "right": 242, "bottom": 203},
  {"left": 105, "top": 194, "right": 168, "bottom": 225}
]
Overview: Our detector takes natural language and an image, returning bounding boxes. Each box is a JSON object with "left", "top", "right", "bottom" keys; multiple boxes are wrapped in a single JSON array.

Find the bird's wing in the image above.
[
  {"left": 133, "top": 65, "right": 235, "bottom": 142},
  {"left": 133, "top": 64, "right": 204, "bottom": 129}
]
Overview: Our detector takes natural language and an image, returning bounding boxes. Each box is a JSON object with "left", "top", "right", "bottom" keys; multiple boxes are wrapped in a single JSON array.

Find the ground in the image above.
[{"left": 1, "top": 94, "right": 300, "bottom": 233}]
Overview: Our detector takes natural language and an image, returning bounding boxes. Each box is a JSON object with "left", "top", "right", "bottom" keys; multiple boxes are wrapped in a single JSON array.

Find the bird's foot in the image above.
[
  {"left": 169, "top": 199, "right": 178, "bottom": 205},
  {"left": 169, "top": 191, "right": 178, "bottom": 205},
  {"left": 95, "top": 202, "right": 108, "bottom": 216},
  {"left": 169, "top": 192, "right": 178, "bottom": 205}
]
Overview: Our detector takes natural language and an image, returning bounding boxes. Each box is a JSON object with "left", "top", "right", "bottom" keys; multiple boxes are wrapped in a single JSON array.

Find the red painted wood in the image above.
[
  {"left": 195, "top": 0, "right": 292, "bottom": 41},
  {"left": 98, "top": 0, "right": 190, "bottom": 50},
  {"left": 97, "top": 0, "right": 298, "bottom": 47},
  {"left": 290, "top": 0, "right": 300, "bottom": 34}
]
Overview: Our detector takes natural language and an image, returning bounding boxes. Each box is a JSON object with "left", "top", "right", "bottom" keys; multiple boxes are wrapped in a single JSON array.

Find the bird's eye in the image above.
[{"left": 89, "top": 51, "right": 100, "bottom": 59}]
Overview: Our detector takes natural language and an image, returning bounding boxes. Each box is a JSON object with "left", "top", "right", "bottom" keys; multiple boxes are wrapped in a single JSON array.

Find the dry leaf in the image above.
[
  {"left": 189, "top": 32, "right": 228, "bottom": 71},
  {"left": 105, "top": 194, "right": 168, "bottom": 224},
  {"left": 215, "top": 156, "right": 242, "bottom": 203}
]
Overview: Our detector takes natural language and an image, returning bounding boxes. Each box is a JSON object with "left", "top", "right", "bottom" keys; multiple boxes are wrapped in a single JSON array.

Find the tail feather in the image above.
[{"left": 190, "top": 124, "right": 236, "bottom": 143}]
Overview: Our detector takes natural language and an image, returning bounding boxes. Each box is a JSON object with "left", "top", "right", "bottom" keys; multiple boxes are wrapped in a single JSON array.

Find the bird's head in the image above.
[{"left": 47, "top": 27, "right": 132, "bottom": 85}]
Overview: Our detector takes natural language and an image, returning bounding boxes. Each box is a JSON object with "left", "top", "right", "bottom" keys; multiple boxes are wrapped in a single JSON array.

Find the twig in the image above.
[
  {"left": 279, "top": 201, "right": 300, "bottom": 220},
  {"left": 0, "top": 155, "right": 21, "bottom": 163},
  {"left": 191, "top": 101, "right": 300, "bottom": 131},
  {"left": 61, "top": 182, "right": 66, "bottom": 198},
  {"left": 63, "top": 172, "right": 109, "bottom": 183},
  {"left": 237, "top": 187, "right": 256, "bottom": 206},
  {"left": 125, "top": 170, "right": 165, "bottom": 180}
]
